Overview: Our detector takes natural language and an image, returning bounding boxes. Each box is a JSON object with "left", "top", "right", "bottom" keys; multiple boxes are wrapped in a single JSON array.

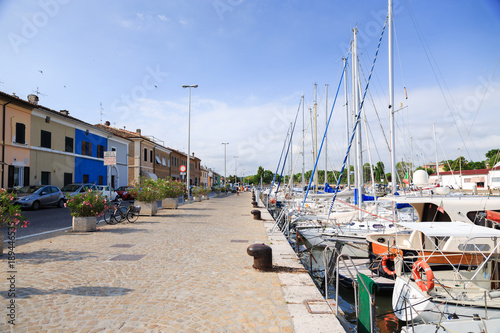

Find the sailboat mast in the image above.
[
  {"left": 433, "top": 123, "right": 440, "bottom": 182},
  {"left": 302, "top": 95, "right": 305, "bottom": 191},
  {"left": 352, "top": 27, "right": 363, "bottom": 218},
  {"left": 343, "top": 57, "right": 350, "bottom": 189},
  {"left": 389, "top": 0, "right": 396, "bottom": 196},
  {"left": 325, "top": 84, "right": 328, "bottom": 187},
  {"left": 289, "top": 122, "right": 293, "bottom": 188},
  {"left": 314, "top": 83, "right": 318, "bottom": 193}
]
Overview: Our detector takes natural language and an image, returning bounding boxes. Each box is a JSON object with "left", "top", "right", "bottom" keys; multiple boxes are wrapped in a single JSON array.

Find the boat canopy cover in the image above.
[
  {"left": 397, "top": 221, "right": 500, "bottom": 238},
  {"left": 487, "top": 210, "right": 500, "bottom": 223}
]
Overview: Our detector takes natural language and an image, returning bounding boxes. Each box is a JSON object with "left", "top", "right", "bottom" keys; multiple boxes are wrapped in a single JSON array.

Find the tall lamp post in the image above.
[
  {"left": 222, "top": 142, "right": 229, "bottom": 187},
  {"left": 182, "top": 84, "right": 198, "bottom": 198}
]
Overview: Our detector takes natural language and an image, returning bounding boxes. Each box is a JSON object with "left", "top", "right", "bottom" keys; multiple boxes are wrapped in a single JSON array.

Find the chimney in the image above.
[
  {"left": 27, "top": 94, "right": 39, "bottom": 105},
  {"left": 60, "top": 110, "right": 69, "bottom": 116},
  {"left": 192, "top": 152, "right": 195, "bottom": 157},
  {"left": 105, "top": 121, "right": 111, "bottom": 126},
  {"left": 136, "top": 129, "right": 141, "bottom": 135}
]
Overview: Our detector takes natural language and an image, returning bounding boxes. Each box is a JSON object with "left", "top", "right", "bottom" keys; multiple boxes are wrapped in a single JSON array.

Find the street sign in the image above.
[
  {"left": 180, "top": 165, "right": 186, "bottom": 172},
  {"left": 104, "top": 151, "right": 116, "bottom": 166}
]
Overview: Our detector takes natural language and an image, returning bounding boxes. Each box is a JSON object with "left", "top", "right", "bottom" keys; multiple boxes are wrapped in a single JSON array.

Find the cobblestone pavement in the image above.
[{"left": 0, "top": 193, "right": 295, "bottom": 332}]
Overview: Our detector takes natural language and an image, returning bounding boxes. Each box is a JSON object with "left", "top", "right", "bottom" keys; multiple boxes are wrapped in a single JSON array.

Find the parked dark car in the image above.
[
  {"left": 116, "top": 186, "right": 134, "bottom": 200},
  {"left": 14, "top": 185, "right": 65, "bottom": 210}
]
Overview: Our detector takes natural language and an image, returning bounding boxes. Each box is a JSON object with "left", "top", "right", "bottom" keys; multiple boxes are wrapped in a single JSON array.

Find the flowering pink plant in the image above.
[
  {"left": 65, "top": 190, "right": 108, "bottom": 217},
  {"left": 0, "top": 188, "right": 29, "bottom": 228}
]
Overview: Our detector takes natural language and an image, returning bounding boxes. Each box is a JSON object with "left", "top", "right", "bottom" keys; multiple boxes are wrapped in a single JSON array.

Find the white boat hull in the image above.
[{"left": 392, "top": 277, "right": 500, "bottom": 324}]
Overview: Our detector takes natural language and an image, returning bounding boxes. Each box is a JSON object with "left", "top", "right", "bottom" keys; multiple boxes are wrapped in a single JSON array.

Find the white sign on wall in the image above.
[{"left": 104, "top": 151, "right": 117, "bottom": 165}]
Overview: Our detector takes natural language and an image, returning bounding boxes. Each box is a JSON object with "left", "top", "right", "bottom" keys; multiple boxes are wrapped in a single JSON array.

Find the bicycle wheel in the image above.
[
  {"left": 103, "top": 208, "right": 117, "bottom": 225},
  {"left": 113, "top": 207, "right": 126, "bottom": 223},
  {"left": 127, "top": 209, "right": 139, "bottom": 223}
]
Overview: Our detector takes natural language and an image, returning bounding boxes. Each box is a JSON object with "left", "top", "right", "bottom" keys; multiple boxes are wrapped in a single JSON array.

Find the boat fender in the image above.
[
  {"left": 381, "top": 255, "right": 396, "bottom": 276},
  {"left": 412, "top": 260, "right": 435, "bottom": 292},
  {"left": 489, "top": 291, "right": 500, "bottom": 299}
]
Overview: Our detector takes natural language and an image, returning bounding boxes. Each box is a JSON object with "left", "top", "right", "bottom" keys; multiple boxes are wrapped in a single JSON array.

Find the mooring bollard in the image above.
[
  {"left": 247, "top": 243, "right": 272, "bottom": 270},
  {"left": 252, "top": 200, "right": 258, "bottom": 208},
  {"left": 251, "top": 209, "right": 261, "bottom": 220}
]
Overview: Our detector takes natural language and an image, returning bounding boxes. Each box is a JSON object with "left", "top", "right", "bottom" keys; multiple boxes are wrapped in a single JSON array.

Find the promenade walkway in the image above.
[{"left": 1, "top": 192, "right": 345, "bottom": 332}]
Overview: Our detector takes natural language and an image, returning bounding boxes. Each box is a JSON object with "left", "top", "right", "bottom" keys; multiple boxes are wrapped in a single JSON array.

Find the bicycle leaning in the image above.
[{"left": 102, "top": 199, "right": 141, "bottom": 224}]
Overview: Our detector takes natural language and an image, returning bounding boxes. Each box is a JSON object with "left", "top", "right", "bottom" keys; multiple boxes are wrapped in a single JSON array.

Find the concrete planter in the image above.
[
  {"left": 193, "top": 196, "right": 202, "bottom": 202},
  {"left": 135, "top": 201, "right": 158, "bottom": 216},
  {"left": 202, "top": 195, "right": 209, "bottom": 200},
  {"left": 161, "top": 197, "right": 178, "bottom": 209},
  {"left": 72, "top": 216, "right": 96, "bottom": 232}
]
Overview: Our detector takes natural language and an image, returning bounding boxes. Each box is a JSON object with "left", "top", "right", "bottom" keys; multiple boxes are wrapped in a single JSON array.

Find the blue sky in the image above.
[{"left": 1, "top": 0, "right": 500, "bottom": 179}]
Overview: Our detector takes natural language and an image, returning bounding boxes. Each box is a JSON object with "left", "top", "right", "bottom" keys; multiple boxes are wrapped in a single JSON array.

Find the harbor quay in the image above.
[{"left": 0, "top": 192, "right": 345, "bottom": 332}]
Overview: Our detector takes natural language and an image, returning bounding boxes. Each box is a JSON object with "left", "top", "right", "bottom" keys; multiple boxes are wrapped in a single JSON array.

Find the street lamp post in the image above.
[
  {"left": 182, "top": 84, "right": 198, "bottom": 198},
  {"left": 222, "top": 142, "right": 229, "bottom": 187}
]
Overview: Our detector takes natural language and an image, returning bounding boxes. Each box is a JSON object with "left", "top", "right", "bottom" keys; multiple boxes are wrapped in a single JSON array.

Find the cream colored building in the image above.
[{"left": 0, "top": 92, "right": 34, "bottom": 189}]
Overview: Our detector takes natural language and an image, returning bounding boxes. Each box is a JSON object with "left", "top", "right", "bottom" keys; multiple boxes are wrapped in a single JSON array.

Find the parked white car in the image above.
[{"left": 96, "top": 185, "right": 118, "bottom": 201}]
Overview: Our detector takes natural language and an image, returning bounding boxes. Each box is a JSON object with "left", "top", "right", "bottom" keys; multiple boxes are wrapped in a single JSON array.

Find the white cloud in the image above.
[{"left": 158, "top": 14, "right": 168, "bottom": 22}]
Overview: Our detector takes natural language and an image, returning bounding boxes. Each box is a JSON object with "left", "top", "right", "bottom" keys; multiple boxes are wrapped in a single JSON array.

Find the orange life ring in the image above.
[
  {"left": 381, "top": 255, "right": 396, "bottom": 276},
  {"left": 285, "top": 193, "right": 291, "bottom": 200},
  {"left": 270, "top": 198, "right": 276, "bottom": 204},
  {"left": 412, "top": 260, "right": 435, "bottom": 292}
]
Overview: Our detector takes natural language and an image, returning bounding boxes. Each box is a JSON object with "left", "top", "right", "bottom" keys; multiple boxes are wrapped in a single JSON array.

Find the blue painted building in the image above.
[{"left": 74, "top": 129, "right": 108, "bottom": 185}]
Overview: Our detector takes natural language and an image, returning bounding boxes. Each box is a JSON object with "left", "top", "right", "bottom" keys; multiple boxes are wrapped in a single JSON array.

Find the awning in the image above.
[
  {"left": 141, "top": 171, "right": 158, "bottom": 180},
  {"left": 470, "top": 176, "right": 485, "bottom": 183},
  {"left": 12, "top": 160, "right": 26, "bottom": 167}
]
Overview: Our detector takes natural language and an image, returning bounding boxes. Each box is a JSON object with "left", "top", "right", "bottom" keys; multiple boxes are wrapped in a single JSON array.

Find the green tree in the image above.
[
  {"left": 257, "top": 166, "right": 265, "bottom": 179},
  {"left": 486, "top": 149, "right": 500, "bottom": 168},
  {"left": 262, "top": 170, "right": 274, "bottom": 184},
  {"left": 374, "top": 162, "right": 385, "bottom": 183}
]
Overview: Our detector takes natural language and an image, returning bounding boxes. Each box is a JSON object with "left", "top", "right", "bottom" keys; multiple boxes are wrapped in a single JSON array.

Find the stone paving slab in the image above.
[{"left": 0, "top": 193, "right": 345, "bottom": 332}]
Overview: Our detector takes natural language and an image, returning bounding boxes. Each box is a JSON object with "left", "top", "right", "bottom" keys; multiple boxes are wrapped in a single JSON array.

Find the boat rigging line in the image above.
[
  {"left": 301, "top": 58, "right": 349, "bottom": 209},
  {"left": 325, "top": 17, "right": 388, "bottom": 224},
  {"left": 274, "top": 98, "right": 303, "bottom": 195}
]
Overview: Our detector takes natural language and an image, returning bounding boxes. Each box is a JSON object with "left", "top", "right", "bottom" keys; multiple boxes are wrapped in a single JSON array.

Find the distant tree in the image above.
[
  {"left": 466, "top": 161, "right": 486, "bottom": 170},
  {"left": 262, "top": 170, "right": 274, "bottom": 184},
  {"left": 451, "top": 156, "right": 467, "bottom": 171},
  {"left": 374, "top": 162, "right": 385, "bottom": 182},
  {"left": 486, "top": 149, "right": 500, "bottom": 168},
  {"left": 416, "top": 166, "right": 435, "bottom": 176},
  {"left": 257, "top": 166, "right": 265, "bottom": 179}
]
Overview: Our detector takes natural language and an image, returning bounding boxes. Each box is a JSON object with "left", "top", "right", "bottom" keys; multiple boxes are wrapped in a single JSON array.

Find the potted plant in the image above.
[
  {"left": 0, "top": 188, "right": 29, "bottom": 255},
  {"left": 213, "top": 186, "right": 221, "bottom": 197},
  {"left": 128, "top": 178, "right": 161, "bottom": 216},
  {"left": 202, "top": 187, "right": 211, "bottom": 200},
  {"left": 158, "top": 178, "right": 184, "bottom": 209},
  {"left": 191, "top": 186, "right": 203, "bottom": 202},
  {"left": 65, "top": 190, "right": 107, "bottom": 232}
]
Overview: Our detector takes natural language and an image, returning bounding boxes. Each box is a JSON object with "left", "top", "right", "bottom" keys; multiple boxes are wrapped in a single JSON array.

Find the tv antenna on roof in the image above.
[
  {"left": 33, "top": 87, "right": 47, "bottom": 97},
  {"left": 100, "top": 102, "right": 104, "bottom": 123}
]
